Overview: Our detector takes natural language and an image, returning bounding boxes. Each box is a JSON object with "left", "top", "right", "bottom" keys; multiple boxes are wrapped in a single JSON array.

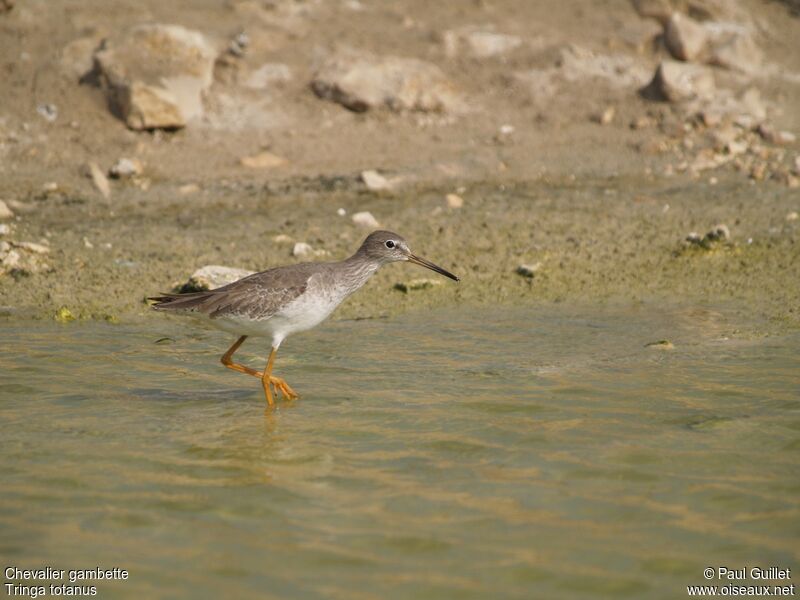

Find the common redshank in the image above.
[{"left": 149, "top": 230, "right": 459, "bottom": 406}]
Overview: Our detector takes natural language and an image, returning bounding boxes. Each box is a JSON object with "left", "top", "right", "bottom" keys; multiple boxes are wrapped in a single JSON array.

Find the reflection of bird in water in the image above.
[{"left": 150, "top": 230, "right": 459, "bottom": 407}]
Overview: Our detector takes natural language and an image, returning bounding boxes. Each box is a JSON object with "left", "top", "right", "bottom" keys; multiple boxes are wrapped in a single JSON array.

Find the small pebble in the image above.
[
  {"left": 352, "top": 211, "right": 380, "bottom": 228},
  {"left": 0, "top": 223, "right": 11, "bottom": 236},
  {"left": 516, "top": 263, "right": 541, "bottom": 278},
  {"left": 273, "top": 234, "right": 293, "bottom": 244},
  {"left": 86, "top": 162, "right": 110, "bottom": 199},
  {"left": 787, "top": 211, "right": 799, "bottom": 222},
  {"left": 178, "top": 183, "right": 200, "bottom": 195},
  {"left": 109, "top": 157, "right": 143, "bottom": 179},
  {"left": 240, "top": 152, "right": 288, "bottom": 169},
  {"left": 645, "top": 340, "right": 674, "bottom": 350},
  {"left": 292, "top": 242, "right": 313, "bottom": 258},
  {"left": 0, "top": 200, "right": 13, "bottom": 220},
  {"left": 360, "top": 170, "right": 391, "bottom": 191},
  {"left": 36, "top": 103, "right": 58, "bottom": 122},
  {"left": 337, "top": 208, "right": 346, "bottom": 216},
  {"left": 446, "top": 193, "right": 464, "bottom": 209}
]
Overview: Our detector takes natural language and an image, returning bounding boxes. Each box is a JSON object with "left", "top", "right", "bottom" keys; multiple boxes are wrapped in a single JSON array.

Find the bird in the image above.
[{"left": 149, "top": 230, "right": 459, "bottom": 406}]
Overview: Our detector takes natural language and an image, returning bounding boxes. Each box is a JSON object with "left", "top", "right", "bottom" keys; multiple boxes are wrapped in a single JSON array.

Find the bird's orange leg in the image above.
[
  {"left": 220, "top": 336, "right": 263, "bottom": 377},
  {"left": 262, "top": 347, "right": 299, "bottom": 404}
]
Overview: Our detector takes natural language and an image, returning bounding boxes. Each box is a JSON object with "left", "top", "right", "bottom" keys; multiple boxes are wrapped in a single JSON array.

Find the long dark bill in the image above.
[{"left": 407, "top": 253, "right": 460, "bottom": 282}]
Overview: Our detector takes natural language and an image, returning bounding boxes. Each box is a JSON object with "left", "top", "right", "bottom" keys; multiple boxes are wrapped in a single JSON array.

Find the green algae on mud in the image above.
[{"left": 0, "top": 175, "right": 798, "bottom": 332}]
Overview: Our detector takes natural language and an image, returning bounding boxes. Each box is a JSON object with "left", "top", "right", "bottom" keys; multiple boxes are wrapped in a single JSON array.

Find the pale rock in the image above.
[
  {"left": 0, "top": 200, "right": 13, "bottom": 220},
  {"left": 94, "top": 24, "right": 217, "bottom": 130},
  {"left": 592, "top": 106, "right": 615, "bottom": 125},
  {"left": 243, "top": 63, "right": 292, "bottom": 90},
  {"left": 179, "top": 183, "right": 200, "bottom": 195},
  {"left": 109, "top": 157, "right": 143, "bottom": 178},
  {"left": 273, "top": 234, "right": 293, "bottom": 244},
  {"left": 664, "top": 13, "right": 708, "bottom": 61},
  {"left": 757, "top": 125, "right": 796, "bottom": 146},
  {"left": 292, "top": 242, "right": 329, "bottom": 259},
  {"left": 360, "top": 169, "right": 391, "bottom": 191},
  {"left": 516, "top": 263, "right": 541, "bottom": 278},
  {"left": 311, "top": 48, "right": 465, "bottom": 113},
  {"left": 6, "top": 200, "right": 36, "bottom": 214},
  {"left": 446, "top": 193, "right": 464, "bottom": 208},
  {"left": 87, "top": 162, "right": 110, "bottom": 198},
  {"left": 442, "top": 27, "right": 523, "bottom": 59},
  {"left": 59, "top": 35, "right": 103, "bottom": 80},
  {"left": 707, "top": 31, "right": 762, "bottom": 74},
  {"left": 632, "top": 0, "right": 678, "bottom": 25},
  {"left": 15, "top": 241, "right": 50, "bottom": 254},
  {"left": 240, "top": 152, "right": 288, "bottom": 169},
  {"left": 786, "top": 211, "right": 799, "bottom": 222},
  {"left": 42, "top": 182, "right": 59, "bottom": 193},
  {"left": 0, "top": 224, "right": 10, "bottom": 235},
  {"left": 183, "top": 265, "right": 254, "bottom": 292},
  {"left": 351, "top": 211, "right": 380, "bottom": 228},
  {"left": 643, "top": 60, "right": 715, "bottom": 102}
]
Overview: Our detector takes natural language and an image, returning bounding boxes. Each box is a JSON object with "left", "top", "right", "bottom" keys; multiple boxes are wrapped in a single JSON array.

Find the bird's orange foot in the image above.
[{"left": 272, "top": 376, "right": 299, "bottom": 400}]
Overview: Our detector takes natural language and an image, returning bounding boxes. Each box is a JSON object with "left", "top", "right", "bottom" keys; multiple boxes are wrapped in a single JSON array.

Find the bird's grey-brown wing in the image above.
[{"left": 149, "top": 263, "right": 315, "bottom": 320}]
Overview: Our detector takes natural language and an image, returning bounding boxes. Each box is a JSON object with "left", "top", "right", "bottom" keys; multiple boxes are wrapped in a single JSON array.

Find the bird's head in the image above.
[{"left": 357, "top": 230, "right": 459, "bottom": 281}]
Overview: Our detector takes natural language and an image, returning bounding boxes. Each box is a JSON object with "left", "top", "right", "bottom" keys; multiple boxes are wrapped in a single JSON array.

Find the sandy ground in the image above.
[{"left": 0, "top": 0, "right": 799, "bottom": 329}]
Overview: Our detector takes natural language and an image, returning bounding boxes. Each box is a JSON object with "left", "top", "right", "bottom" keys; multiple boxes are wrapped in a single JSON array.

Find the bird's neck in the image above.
[{"left": 339, "top": 254, "right": 382, "bottom": 295}]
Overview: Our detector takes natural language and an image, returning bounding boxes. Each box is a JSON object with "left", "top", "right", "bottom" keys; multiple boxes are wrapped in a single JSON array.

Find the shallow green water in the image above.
[{"left": 1, "top": 304, "right": 798, "bottom": 599}]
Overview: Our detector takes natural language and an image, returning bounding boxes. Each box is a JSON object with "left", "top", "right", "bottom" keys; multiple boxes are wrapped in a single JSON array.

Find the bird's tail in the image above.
[{"left": 148, "top": 291, "right": 217, "bottom": 312}]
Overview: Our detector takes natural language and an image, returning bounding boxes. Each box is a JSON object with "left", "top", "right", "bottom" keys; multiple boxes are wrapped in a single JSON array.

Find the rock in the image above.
[
  {"left": 6, "top": 200, "right": 36, "bottom": 214},
  {"left": 664, "top": 13, "right": 708, "bottom": 62},
  {"left": 707, "top": 223, "right": 730, "bottom": 242},
  {"left": 109, "top": 157, "right": 143, "bottom": 178},
  {"left": 94, "top": 24, "right": 217, "bottom": 130},
  {"left": 292, "top": 242, "right": 314, "bottom": 258},
  {"left": 687, "top": 224, "right": 730, "bottom": 248},
  {"left": 292, "top": 242, "right": 329, "bottom": 259},
  {"left": 645, "top": 340, "right": 675, "bottom": 350},
  {"left": 360, "top": 169, "right": 391, "bottom": 191},
  {"left": 591, "top": 106, "right": 615, "bottom": 125},
  {"left": 272, "top": 234, "right": 293, "bottom": 244},
  {"left": 180, "top": 265, "right": 254, "bottom": 292},
  {"left": 178, "top": 183, "right": 200, "bottom": 195},
  {"left": 757, "top": 125, "right": 796, "bottom": 146},
  {"left": 707, "top": 31, "right": 762, "bottom": 73},
  {"left": 14, "top": 241, "right": 50, "bottom": 254},
  {"left": 787, "top": 212, "right": 799, "bottom": 222},
  {"left": 239, "top": 151, "right": 288, "bottom": 169},
  {"left": 632, "top": 0, "right": 677, "bottom": 25},
  {"left": 36, "top": 104, "right": 58, "bottom": 123},
  {"left": 394, "top": 278, "right": 443, "bottom": 293},
  {"left": 642, "top": 60, "right": 715, "bottom": 102},
  {"left": 0, "top": 224, "right": 10, "bottom": 235},
  {"left": 59, "top": 35, "right": 104, "bottom": 80},
  {"left": 0, "top": 200, "right": 13, "bottom": 220},
  {"left": 311, "top": 48, "right": 465, "bottom": 113},
  {"left": 243, "top": 63, "right": 292, "bottom": 90},
  {"left": 86, "top": 162, "right": 110, "bottom": 198},
  {"left": 42, "top": 182, "right": 59, "bottom": 194},
  {"left": 446, "top": 193, "right": 464, "bottom": 208},
  {"left": 442, "top": 27, "right": 522, "bottom": 59},
  {"left": 351, "top": 211, "right": 380, "bottom": 228},
  {"left": 516, "top": 263, "right": 541, "bottom": 278}
]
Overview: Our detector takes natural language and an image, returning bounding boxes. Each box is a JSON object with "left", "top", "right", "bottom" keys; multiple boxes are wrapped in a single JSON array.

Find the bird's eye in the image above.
[{"left": 385, "top": 240, "right": 396, "bottom": 249}]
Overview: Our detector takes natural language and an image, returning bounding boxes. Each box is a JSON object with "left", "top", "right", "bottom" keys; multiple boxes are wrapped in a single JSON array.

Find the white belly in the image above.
[{"left": 208, "top": 277, "right": 347, "bottom": 347}]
